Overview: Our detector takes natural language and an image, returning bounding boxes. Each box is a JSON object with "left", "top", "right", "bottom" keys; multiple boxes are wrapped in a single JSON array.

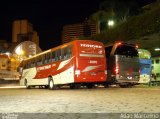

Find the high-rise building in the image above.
[
  {"left": 12, "top": 19, "right": 39, "bottom": 46},
  {"left": 0, "top": 40, "right": 9, "bottom": 53},
  {"left": 11, "top": 19, "right": 42, "bottom": 59},
  {"left": 62, "top": 21, "right": 99, "bottom": 44}
]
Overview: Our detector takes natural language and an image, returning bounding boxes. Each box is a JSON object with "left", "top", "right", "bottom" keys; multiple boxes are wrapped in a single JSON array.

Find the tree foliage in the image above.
[
  {"left": 91, "top": 3, "right": 160, "bottom": 45},
  {"left": 93, "top": 0, "right": 139, "bottom": 22}
]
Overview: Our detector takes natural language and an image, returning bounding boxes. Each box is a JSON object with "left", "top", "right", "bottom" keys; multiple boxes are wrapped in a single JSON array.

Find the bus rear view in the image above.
[
  {"left": 105, "top": 42, "right": 140, "bottom": 87},
  {"left": 73, "top": 40, "right": 107, "bottom": 88}
]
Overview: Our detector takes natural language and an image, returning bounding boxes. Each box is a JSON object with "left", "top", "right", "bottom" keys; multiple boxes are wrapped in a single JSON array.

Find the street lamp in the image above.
[
  {"left": 15, "top": 46, "right": 24, "bottom": 56},
  {"left": 154, "top": 48, "right": 160, "bottom": 51},
  {"left": 15, "top": 46, "right": 24, "bottom": 61},
  {"left": 108, "top": 20, "right": 114, "bottom": 27}
]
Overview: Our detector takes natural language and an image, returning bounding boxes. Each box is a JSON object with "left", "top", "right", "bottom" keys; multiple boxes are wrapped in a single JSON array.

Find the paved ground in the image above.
[{"left": 0, "top": 86, "right": 160, "bottom": 114}]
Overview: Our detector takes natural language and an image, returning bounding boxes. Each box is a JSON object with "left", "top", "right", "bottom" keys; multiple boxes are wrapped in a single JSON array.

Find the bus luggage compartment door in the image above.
[{"left": 75, "top": 58, "right": 106, "bottom": 83}]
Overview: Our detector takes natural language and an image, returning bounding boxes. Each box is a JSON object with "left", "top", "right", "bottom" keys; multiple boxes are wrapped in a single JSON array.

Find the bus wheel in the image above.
[
  {"left": 49, "top": 77, "right": 55, "bottom": 90},
  {"left": 25, "top": 79, "right": 30, "bottom": 89}
]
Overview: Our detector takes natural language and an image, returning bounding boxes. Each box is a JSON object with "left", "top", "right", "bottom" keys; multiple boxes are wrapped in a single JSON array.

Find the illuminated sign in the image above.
[{"left": 80, "top": 44, "right": 102, "bottom": 48}]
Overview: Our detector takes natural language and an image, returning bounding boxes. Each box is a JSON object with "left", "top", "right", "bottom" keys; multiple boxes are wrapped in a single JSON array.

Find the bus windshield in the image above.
[{"left": 115, "top": 45, "right": 138, "bottom": 57}]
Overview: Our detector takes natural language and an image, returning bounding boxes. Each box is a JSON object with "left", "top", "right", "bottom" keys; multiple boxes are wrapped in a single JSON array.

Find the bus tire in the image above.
[
  {"left": 25, "top": 79, "right": 30, "bottom": 89},
  {"left": 49, "top": 77, "right": 55, "bottom": 90}
]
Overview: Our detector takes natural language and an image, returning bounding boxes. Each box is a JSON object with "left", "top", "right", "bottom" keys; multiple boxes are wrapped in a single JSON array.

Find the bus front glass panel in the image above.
[{"left": 115, "top": 45, "right": 138, "bottom": 57}]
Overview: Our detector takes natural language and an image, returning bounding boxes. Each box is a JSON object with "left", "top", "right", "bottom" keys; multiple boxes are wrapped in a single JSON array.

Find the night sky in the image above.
[{"left": 0, "top": 0, "right": 156, "bottom": 50}]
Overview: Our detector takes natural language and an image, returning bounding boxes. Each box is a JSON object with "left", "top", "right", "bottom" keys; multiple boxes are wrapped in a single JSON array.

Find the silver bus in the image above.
[{"left": 105, "top": 42, "right": 140, "bottom": 87}]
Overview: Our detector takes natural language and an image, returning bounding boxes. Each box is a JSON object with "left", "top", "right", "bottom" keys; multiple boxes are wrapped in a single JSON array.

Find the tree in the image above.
[{"left": 99, "top": 0, "right": 139, "bottom": 22}]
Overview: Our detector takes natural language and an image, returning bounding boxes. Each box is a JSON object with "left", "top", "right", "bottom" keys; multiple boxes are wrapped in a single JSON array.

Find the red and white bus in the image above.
[{"left": 19, "top": 40, "right": 107, "bottom": 89}]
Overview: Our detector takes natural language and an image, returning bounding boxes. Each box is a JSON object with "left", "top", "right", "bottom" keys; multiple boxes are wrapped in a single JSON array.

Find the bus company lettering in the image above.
[
  {"left": 37, "top": 65, "right": 51, "bottom": 71},
  {"left": 89, "top": 60, "right": 97, "bottom": 64},
  {"left": 80, "top": 44, "right": 102, "bottom": 48}
]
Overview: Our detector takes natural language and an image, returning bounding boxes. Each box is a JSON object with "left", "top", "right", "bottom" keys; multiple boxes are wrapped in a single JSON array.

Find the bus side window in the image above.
[
  {"left": 27, "top": 61, "right": 30, "bottom": 68},
  {"left": 67, "top": 45, "right": 72, "bottom": 58},
  {"left": 37, "top": 56, "right": 42, "bottom": 66},
  {"left": 59, "top": 50, "right": 62, "bottom": 60},
  {"left": 31, "top": 59, "right": 35, "bottom": 67},
  {"left": 26, "top": 62, "right": 28, "bottom": 69},
  {"left": 55, "top": 50, "right": 58, "bottom": 61},
  {"left": 46, "top": 53, "right": 51, "bottom": 63},
  {"left": 61, "top": 48, "right": 64, "bottom": 59},
  {"left": 52, "top": 51, "right": 56, "bottom": 62},
  {"left": 29, "top": 60, "right": 31, "bottom": 68},
  {"left": 44, "top": 54, "right": 48, "bottom": 64},
  {"left": 45, "top": 53, "right": 49, "bottom": 64},
  {"left": 55, "top": 50, "right": 61, "bottom": 61},
  {"left": 33, "top": 59, "right": 36, "bottom": 67},
  {"left": 62, "top": 47, "right": 68, "bottom": 60},
  {"left": 30, "top": 60, "right": 32, "bottom": 68},
  {"left": 35, "top": 57, "right": 38, "bottom": 66},
  {"left": 23, "top": 61, "right": 26, "bottom": 69},
  {"left": 48, "top": 53, "right": 52, "bottom": 63},
  {"left": 42, "top": 54, "right": 45, "bottom": 64}
]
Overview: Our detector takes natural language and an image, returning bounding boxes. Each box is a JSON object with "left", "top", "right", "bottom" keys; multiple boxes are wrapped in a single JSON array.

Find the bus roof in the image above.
[
  {"left": 22, "top": 40, "right": 103, "bottom": 61},
  {"left": 105, "top": 41, "right": 137, "bottom": 47}
]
